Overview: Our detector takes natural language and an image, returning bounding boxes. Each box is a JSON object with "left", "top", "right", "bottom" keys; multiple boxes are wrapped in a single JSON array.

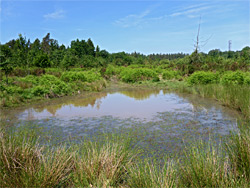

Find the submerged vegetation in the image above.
[{"left": 1, "top": 34, "right": 250, "bottom": 186}]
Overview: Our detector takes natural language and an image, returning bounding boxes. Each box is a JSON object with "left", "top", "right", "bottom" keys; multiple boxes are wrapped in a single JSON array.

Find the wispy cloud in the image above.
[
  {"left": 170, "top": 5, "right": 211, "bottom": 18},
  {"left": 76, "top": 28, "right": 87, "bottom": 31},
  {"left": 114, "top": 9, "right": 151, "bottom": 28},
  {"left": 44, "top": 9, "right": 65, "bottom": 20}
]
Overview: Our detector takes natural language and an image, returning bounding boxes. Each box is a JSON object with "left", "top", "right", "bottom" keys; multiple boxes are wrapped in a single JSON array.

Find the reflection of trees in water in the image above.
[
  {"left": 119, "top": 89, "right": 161, "bottom": 100},
  {"left": 33, "top": 89, "right": 161, "bottom": 116},
  {"left": 34, "top": 92, "right": 108, "bottom": 116}
]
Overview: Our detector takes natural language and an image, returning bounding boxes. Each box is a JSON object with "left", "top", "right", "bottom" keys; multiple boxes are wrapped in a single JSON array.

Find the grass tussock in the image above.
[
  {"left": 227, "top": 124, "right": 250, "bottom": 182},
  {"left": 73, "top": 140, "right": 136, "bottom": 187},
  {"left": 0, "top": 129, "right": 74, "bottom": 187},
  {"left": 128, "top": 159, "right": 176, "bottom": 188},
  {"left": 179, "top": 140, "right": 235, "bottom": 187},
  {"left": 0, "top": 124, "right": 250, "bottom": 187}
]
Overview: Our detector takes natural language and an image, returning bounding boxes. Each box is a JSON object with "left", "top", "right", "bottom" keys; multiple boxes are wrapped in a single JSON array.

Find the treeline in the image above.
[{"left": 1, "top": 33, "right": 250, "bottom": 73}]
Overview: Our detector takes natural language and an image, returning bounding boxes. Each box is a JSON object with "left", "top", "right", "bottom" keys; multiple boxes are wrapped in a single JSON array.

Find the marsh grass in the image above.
[
  {"left": 178, "top": 139, "right": 235, "bottom": 187},
  {"left": 227, "top": 123, "right": 250, "bottom": 182},
  {"left": 72, "top": 138, "right": 136, "bottom": 187},
  {"left": 128, "top": 159, "right": 176, "bottom": 188},
  {"left": 185, "top": 84, "right": 250, "bottom": 119},
  {"left": 0, "top": 123, "right": 250, "bottom": 187},
  {"left": 0, "top": 129, "right": 74, "bottom": 187}
]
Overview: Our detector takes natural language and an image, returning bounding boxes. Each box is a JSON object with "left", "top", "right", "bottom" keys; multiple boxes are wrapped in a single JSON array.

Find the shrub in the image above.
[
  {"left": 104, "top": 65, "right": 125, "bottom": 78},
  {"left": 120, "top": 68, "right": 158, "bottom": 83},
  {"left": 19, "top": 75, "right": 39, "bottom": 85},
  {"left": 39, "top": 75, "right": 72, "bottom": 96},
  {"left": 4, "top": 85, "right": 23, "bottom": 95},
  {"left": 31, "top": 85, "right": 49, "bottom": 96},
  {"left": 221, "top": 71, "right": 245, "bottom": 85},
  {"left": 187, "top": 71, "right": 218, "bottom": 85},
  {"left": 162, "top": 70, "right": 181, "bottom": 80},
  {"left": 61, "top": 71, "right": 102, "bottom": 83}
]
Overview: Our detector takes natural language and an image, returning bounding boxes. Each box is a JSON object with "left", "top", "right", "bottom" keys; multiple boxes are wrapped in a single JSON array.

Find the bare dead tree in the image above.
[{"left": 194, "top": 16, "right": 201, "bottom": 54}]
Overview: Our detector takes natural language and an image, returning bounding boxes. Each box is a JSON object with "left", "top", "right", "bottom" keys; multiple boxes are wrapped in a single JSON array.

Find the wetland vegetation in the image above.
[{"left": 1, "top": 34, "right": 250, "bottom": 187}]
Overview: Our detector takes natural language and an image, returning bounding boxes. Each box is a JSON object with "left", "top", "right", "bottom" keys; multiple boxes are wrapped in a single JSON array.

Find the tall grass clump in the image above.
[
  {"left": 178, "top": 139, "right": 236, "bottom": 187},
  {"left": 227, "top": 124, "right": 250, "bottom": 182},
  {"left": 72, "top": 137, "right": 136, "bottom": 187},
  {"left": 177, "top": 82, "right": 250, "bottom": 119},
  {"left": 0, "top": 129, "right": 74, "bottom": 187},
  {"left": 128, "top": 159, "right": 176, "bottom": 188}
]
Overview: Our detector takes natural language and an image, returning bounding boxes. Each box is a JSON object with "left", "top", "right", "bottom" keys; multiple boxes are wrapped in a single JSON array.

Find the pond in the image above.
[{"left": 0, "top": 86, "right": 241, "bottom": 158}]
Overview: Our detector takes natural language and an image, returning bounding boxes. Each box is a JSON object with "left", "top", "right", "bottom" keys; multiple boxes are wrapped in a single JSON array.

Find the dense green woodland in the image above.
[{"left": 1, "top": 33, "right": 249, "bottom": 71}]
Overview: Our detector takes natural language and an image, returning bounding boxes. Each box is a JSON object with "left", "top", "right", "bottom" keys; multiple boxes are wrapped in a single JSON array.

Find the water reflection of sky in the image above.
[{"left": 17, "top": 90, "right": 192, "bottom": 120}]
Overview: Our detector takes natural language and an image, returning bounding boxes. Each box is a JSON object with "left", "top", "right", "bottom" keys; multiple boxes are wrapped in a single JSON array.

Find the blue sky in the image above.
[{"left": 1, "top": 0, "right": 249, "bottom": 54}]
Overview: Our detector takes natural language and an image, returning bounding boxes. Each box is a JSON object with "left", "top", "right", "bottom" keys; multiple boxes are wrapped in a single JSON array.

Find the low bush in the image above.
[
  {"left": 120, "top": 68, "right": 158, "bottom": 83},
  {"left": 104, "top": 65, "right": 125, "bottom": 78},
  {"left": 162, "top": 70, "right": 181, "bottom": 80},
  {"left": 37, "top": 75, "right": 72, "bottom": 97},
  {"left": 221, "top": 71, "right": 245, "bottom": 85},
  {"left": 187, "top": 71, "right": 219, "bottom": 85},
  {"left": 61, "top": 71, "right": 102, "bottom": 83}
]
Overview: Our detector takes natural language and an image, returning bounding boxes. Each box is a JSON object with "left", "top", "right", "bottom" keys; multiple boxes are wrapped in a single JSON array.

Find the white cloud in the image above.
[
  {"left": 44, "top": 9, "right": 65, "bottom": 19},
  {"left": 170, "top": 6, "right": 211, "bottom": 18},
  {"left": 114, "top": 9, "right": 151, "bottom": 28}
]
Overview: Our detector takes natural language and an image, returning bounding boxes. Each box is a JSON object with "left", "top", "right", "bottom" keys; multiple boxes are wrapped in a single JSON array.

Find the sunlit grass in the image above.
[{"left": 1, "top": 123, "right": 250, "bottom": 187}]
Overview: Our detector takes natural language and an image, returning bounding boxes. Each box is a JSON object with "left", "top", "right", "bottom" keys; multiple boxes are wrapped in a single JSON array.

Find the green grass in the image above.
[
  {"left": 1, "top": 123, "right": 250, "bottom": 187},
  {"left": 178, "top": 84, "right": 250, "bottom": 119},
  {"left": 0, "top": 129, "right": 74, "bottom": 187}
]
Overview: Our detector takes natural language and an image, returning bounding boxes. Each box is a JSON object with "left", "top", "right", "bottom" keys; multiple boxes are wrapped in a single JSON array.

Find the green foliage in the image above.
[
  {"left": 19, "top": 75, "right": 39, "bottom": 85},
  {"left": 0, "top": 59, "right": 14, "bottom": 84},
  {"left": 61, "top": 71, "right": 102, "bottom": 83},
  {"left": 61, "top": 52, "right": 79, "bottom": 69},
  {"left": 221, "top": 71, "right": 245, "bottom": 85},
  {"left": 162, "top": 70, "right": 181, "bottom": 80},
  {"left": 187, "top": 71, "right": 219, "bottom": 85},
  {"left": 104, "top": 65, "right": 125, "bottom": 78},
  {"left": 120, "top": 68, "right": 158, "bottom": 83},
  {"left": 33, "top": 53, "right": 51, "bottom": 68},
  {"left": 36, "top": 74, "right": 72, "bottom": 97}
]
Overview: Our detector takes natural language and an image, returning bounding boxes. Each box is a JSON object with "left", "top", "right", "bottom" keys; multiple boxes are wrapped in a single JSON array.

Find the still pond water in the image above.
[{"left": 0, "top": 87, "right": 241, "bottom": 157}]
